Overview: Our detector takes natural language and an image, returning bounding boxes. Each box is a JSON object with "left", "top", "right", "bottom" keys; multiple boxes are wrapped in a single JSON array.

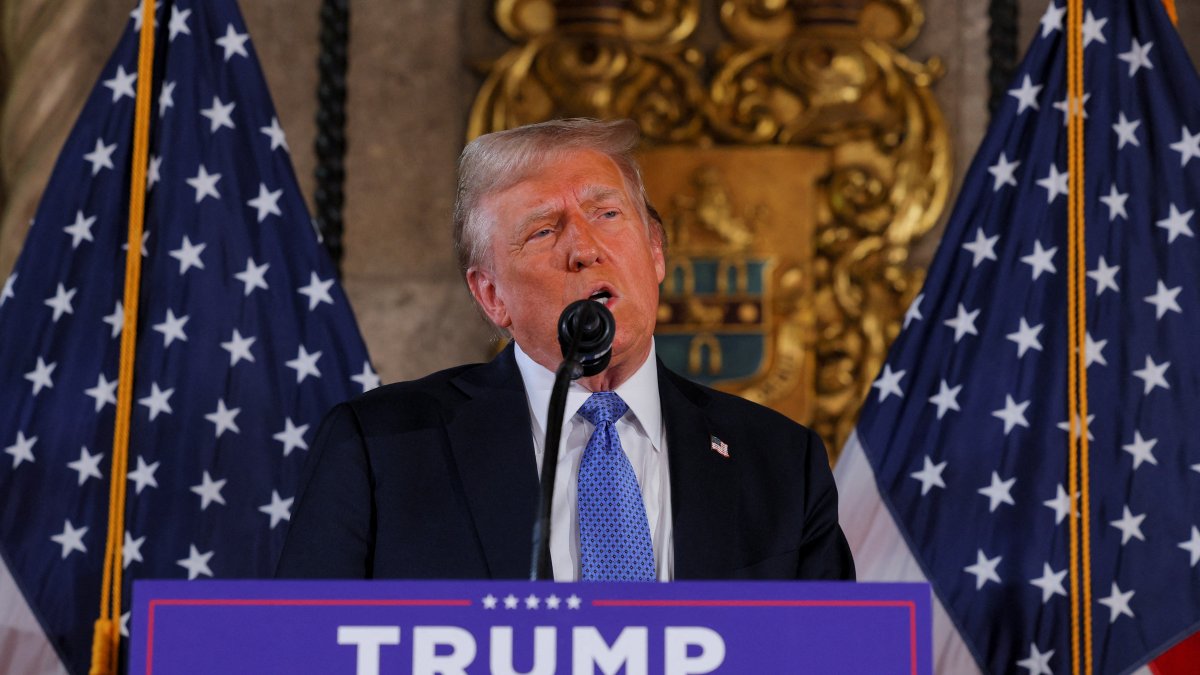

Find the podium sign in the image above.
[{"left": 130, "top": 580, "right": 930, "bottom": 674}]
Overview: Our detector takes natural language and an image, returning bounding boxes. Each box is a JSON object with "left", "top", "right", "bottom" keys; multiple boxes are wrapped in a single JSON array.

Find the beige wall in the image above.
[{"left": 1, "top": 1, "right": 1197, "bottom": 385}]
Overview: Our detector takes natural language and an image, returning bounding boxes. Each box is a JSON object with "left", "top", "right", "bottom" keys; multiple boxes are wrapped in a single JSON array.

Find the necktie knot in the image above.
[{"left": 578, "top": 392, "right": 628, "bottom": 426}]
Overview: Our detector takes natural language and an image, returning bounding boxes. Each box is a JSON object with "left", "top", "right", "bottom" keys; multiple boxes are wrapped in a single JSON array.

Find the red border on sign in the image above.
[
  {"left": 145, "top": 598, "right": 471, "bottom": 675},
  {"left": 591, "top": 599, "right": 919, "bottom": 675}
]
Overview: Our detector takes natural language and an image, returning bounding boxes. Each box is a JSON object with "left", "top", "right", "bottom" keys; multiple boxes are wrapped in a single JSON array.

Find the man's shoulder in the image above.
[{"left": 658, "top": 364, "right": 817, "bottom": 442}]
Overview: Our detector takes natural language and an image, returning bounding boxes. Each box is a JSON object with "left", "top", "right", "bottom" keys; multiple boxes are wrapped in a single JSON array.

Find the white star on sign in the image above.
[
  {"left": 1036, "top": 164, "right": 1069, "bottom": 203},
  {"left": 1081, "top": 10, "right": 1107, "bottom": 47},
  {"left": 987, "top": 152, "right": 1020, "bottom": 191},
  {"left": 64, "top": 210, "right": 96, "bottom": 248},
  {"left": 24, "top": 356, "right": 56, "bottom": 396},
  {"left": 190, "top": 471, "right": 227, "bottom": 510},
  {"left": 261, "top": 116, "right": 289, "bottom": 152},
  {"left": 1020, "top": 241, "right": 1057, "bottom": 280},
  {"left": 1097, "top": 582, "right": 1134, "bottom": 623},
  {"left": 1056, "top": 413, "right": 1095, "bottom": 442},
  {"left": 152, "top": 308, "right": 189, "bottom": 347},
  {"left": 1, "top": 272, "right": 14, "bottom": 307},
  {"left": 545, "top": 595, "right": 561, "bottom": 609},
  {"left": 102, "top": 65, "right": 137, "bottom": 103},
  {"left": 44, "top": 283, "right": 77, "bottom": 322},
  {"left": 943, "top": 303, "right": 980, "bottom": 342},
  {"left": 1121, "top": 431, "right": 1158, "bottom": 470},
  {"left": 168, "top": 6, "right": 192, "bottom": 41},
  {"left": 221, "top": 329, "right": 257, "bottom": 366},
  {"left": 503, "top": 594, "right": 519, "bottom": 610},
  {"left": 1029, "top": 563, "right": 1068, "bottom": 604},
  {"left": 1044, "top": 484, "right": 1076, "bottom": 525},
  {"left": 992, "top": 395, "right": 1030, "bottom": 435},
  {"left": 215, "top": 23, "right": 250, "bottom": 61},
  {"left": 928, "top": 380, "right": 962, "bottom": 420},
  {"left": 1132, "top": 353, "right": 1172, "bottom": 392},
  {"left": 298, "top": 272, "right": 335, "bottom": 310},
  {"left": 482, "top": 594, "right": 498, "bottom": 609},
  {"left": 964, "top": 550, "right": 1001, "bottom": 590},
  {"left": 177, "top": 545, "right": 214, "bottom": 580},
  {"left": 962, "top": 228, "right": 999, "bottom": 267},
  {"left": 247, "top": 183, "right": 283, "bottom": 223},
  {"left": 234, "top": 257, "right": 270, "bottom": 296},
  {"left": 1155, "top": 204, "right": 1194, "bottom": 243},
  {"left": 1117, "top": 38, "right": 1153, "bottom": 76},
  {"left": 1084, "top": 332, "right": 1107, "bottom": 368},
  {"left": 1039, "top": 3, "right": 1065, "bottom": 37},
  {"left": 51, "top": 520, "right": 88, "bottom": 559},
  {"left": 351, "top": 362, "right": 381, "bottom": 393},
  {"left": 566, "top": 595, "right": 582, "bottom": 610},
  {"left": 186, "top": 164, "right": 222, "bottom": 203},
  {"left": 103, "top": 300, "right": 125, "bottom": 338},
  {"left": 1098, "top": 184, "right": 1128, "bottom": 221},
  {"left": 978, "top": 472, "right": 1016, "bottom": 512},
  {"left": 138, "top": 382, "right": 174, "bottom": 421},
  {"left": 1171, "top": 126, "right": 1200, "bottom": 167},
  {"left": 127, "top": 456, "right": 160, "bottom": 494},
  {"left": 1144, "top": 280, "right": 1182, "bottom": 320},
  {"left": 260, "top": 491, "right": 294, "bottom": 529},
  {"left": 67, "top": 446, "right": 104, "bottom": 486},
  {"left": 1179, "top": 527, "right": 1200, "bottom": 567},
  {"left": 83, "top": 137, "right": 117, "bottom": 175},
  {"left": 1006, "top": 318, "right": 1043, "bottom": 358},
  {"left": 1008, "top": 75, "right": 1042, "bottom": 114},
  {"left": 1087, "top": 257, "right": 1119, "bottom": 296},
  {"left": 910, "top": 456, "right": 947, "bottom": 496},
  {"left": 1112, "top": 112, "right": 1141, "bottom": 149},
  {"left": 147, "top": 155, "right": 161, "bottom": 189},
  {"left": 158, "top": 80, "right": 175, "bottom": 117},
  {"left": 1053, "top": 93, "right": 1090, "bottom": 126},
  {"left": 4, "top": 431, "right": 36, "bottom": 468},
  {"left": 204, "top": 399, "right": 241, "bottom": 438},
  {"left": 199, "top": 96, "right": 236, "bottom": 133},
  {"left": 169, "top": 235, "right": 207, "bottom": 274},
  {"left": 525, "top": 594, "right": 540, "bottom": 609},
  {"left": 1016, "top": 642, "right": 1055, "bottom": 675},
  {"left": 1109, "top": 506, "right": 1146, "bottom": 545},
  {"left": 903, "top": 293, "right": 923, "bottom": 328},
  {"left": 286, "top": 345, "right": 323, "bottom": 383},
  {"left": 871, "top": 364, "right": 905, "bottom": 402},
  {"left": 273, "top": 418, "right": 310, "bottom": 457},
  {"left": 123, "top": 531, "right": 145, "bottom": 569}
]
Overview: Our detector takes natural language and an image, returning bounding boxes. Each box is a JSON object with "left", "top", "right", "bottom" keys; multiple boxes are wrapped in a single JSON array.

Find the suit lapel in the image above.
[
  {"left": 446, "top": 346, "right": 540, "bottom": 579},
  {"left": 658, "top": 363, "right": 739, "bottom": 579}
]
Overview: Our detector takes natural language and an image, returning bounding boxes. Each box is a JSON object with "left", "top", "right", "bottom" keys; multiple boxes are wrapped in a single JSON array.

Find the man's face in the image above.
[{"left": 466, "top": 148, "right": 666, "bottom": 379}]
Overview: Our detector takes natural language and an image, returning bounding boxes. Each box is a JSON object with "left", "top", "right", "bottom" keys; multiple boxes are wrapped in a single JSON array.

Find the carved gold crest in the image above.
[{"left": 469, "top": 0, "right": 950, "bottom": 458}]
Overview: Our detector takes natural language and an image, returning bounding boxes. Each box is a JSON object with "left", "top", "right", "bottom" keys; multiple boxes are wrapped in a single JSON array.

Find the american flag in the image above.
[
  {"left": 0, "top": 2, "right": 374, "bottom": 673},
  {"left": 836, "top": 0, "right": 1200, "bottom": 673}
]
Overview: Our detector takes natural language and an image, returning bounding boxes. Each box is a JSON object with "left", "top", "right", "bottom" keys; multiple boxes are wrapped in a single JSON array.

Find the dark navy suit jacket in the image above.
[{"left": 276, "top": 346, "right": 855, "bottom": 580}]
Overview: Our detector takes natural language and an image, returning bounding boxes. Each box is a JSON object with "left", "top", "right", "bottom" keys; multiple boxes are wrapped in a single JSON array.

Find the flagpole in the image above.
[{"left": 90, "top": 1, "right": 156, "bottom": 673}]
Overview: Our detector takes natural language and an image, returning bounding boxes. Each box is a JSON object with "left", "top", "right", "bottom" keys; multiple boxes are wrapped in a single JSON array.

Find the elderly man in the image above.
[{"left": 277, "top": 118, "right": 854, "bottom": 581}]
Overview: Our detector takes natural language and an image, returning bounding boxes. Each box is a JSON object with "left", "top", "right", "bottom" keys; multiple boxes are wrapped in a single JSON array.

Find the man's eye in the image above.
[
  {"left": 600, "top": 210, "right": 619, "bottom": 219},
  {"left": 530, "top": 228, "right": 554, "bottom": 239}
]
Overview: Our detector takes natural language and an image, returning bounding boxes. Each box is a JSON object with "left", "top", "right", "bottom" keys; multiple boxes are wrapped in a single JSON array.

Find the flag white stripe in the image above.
[
  {"left": 0, "top": 557, "right": 66, "bottom": 674},
  {"left": 835, "top": 430, "right": 981, "bottom": 675}
]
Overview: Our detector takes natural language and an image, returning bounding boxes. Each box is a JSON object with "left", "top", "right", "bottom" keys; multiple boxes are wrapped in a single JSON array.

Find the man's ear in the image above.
[
  {"left": 466, "top": 267, "right": 511, "bottom": 329},
  {"left": 650, "top": 229, "right": 666, "bottom": 284}
]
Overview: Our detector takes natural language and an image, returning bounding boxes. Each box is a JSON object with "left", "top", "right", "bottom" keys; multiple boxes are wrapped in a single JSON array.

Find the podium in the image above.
[{"left": 130, "top": 580, "right": 930, "bottom": 674}]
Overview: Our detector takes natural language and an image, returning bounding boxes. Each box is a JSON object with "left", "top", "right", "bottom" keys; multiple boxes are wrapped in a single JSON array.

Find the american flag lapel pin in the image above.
[{"left": 710, "top": 435, "right": 730, "bottom": 458}]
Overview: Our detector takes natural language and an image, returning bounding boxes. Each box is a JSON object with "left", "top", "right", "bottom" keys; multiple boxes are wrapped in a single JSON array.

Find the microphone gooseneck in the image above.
[{"left": 530, "top": 299, "right": 617, "bottom": 580}]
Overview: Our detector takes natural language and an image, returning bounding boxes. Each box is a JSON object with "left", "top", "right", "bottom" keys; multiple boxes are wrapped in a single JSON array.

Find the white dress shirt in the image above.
[{"left": 515, "top": 342, "right": 674, "bottom": 581}]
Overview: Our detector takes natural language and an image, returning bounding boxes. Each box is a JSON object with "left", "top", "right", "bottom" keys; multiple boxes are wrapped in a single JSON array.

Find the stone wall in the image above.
[{"left": 1, "top": 0, "right": 1197, "bottom": 384}]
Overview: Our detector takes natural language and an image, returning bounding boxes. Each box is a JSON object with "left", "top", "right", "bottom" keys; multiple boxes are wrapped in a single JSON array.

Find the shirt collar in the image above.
[{"left": 514, "top": 340, "right": 664, "bottom": 454}]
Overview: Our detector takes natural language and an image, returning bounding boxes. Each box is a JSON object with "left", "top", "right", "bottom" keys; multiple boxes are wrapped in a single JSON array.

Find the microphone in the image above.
[
  {"left": 530, "top": 299, "right": 616, "bottom": 580},
  {"left": 557, "top": 299, "right": 615, "bottom": 378}
]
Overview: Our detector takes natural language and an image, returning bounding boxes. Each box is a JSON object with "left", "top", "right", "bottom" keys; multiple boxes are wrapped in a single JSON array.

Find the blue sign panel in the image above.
[{"left": 130, "top": 580, "right": 930, "bottom": 674}]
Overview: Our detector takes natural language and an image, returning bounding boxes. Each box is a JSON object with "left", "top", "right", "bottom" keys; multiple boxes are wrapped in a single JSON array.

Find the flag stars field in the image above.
[
  {"left": 1117, "top": 39, "right": 1153, "bottom": 77},
  {"left": 1111, "top": 112, "right": 1140, "bottom": 149},
  {"left": 50, "top": 520, "right": 87, "bottom": 559},
  {"left": 24, "top": 357, "right": 56, "bottom": 396},
  {"left": 298, "top": 272, "right": 335, "bottom": 310},
  {"left": 1098, "top": 185, "right": 1128, "bottom": 221},
  {"left": 204, "top": 399, "right": 241, "bottom": 438},
  {"left": 943, "top": 303, "right": 980, "bottom": 342},
  {"left": 83, "top": 138, "right": 117, "bottom": 175},
  {"left": 1098, "top": 582, "right": 1135, "bottom": 623},
  {"left": 964, "top": 550, "right": 1002, "bottom": 590},
  {"left": 1121, "top": 431, "right": 1158, "bottom": 470},
  {"left": 910, "top": 456, "right": 947, "bottom": 496},
  {"left": 1006, "top": 318, "right": 1043, "bottom": 357},
  {"left": 1084, "top": 332, "right": 1108, "bottom": 367},
  {"left": 158, "top": 80, "right": 175, "bottom": 117},
  {"left": 1132, "top": 355, "right": 1170, "bottom": 394},
  {"left": 962, "top": 228, "right": 999, "bottom": 267},
  {"left": 177, "top": 545, "right": 214, "bottom": 580},
  {"left": 1016, "top": 643, "right": 1054, "bottom": 675},
  {"left": 1008, "top": 75, "right": 1043, "bottom": 114},
  {"left": 871, "top": 364, "right": 905, "bottom": 402},
  {"left": 138, "top": 383, "right": 174, "bottom": 421},
  {"left": 1155, "top": 204, "right": 1194, "bottom": 243},
  {"left": 259, "top": 490, "right": 293, "bottom": 529},
  {"left": 168, "top": 235, "right": 207, "bottom": 274},
  {"left": 1169, "top": 126, "right": 1200, "bottom": 167},
  {"left": 928, "top": 380, "right": 962, "bottom": 419},
  {"left": 199, "top": 96, "right": 236, "bottom": 133},
  {"left": 1087, "top": 256, "right": 1120, "bottom": 296},
  {"left": 273, "top": 418, "right": 309, "bottom": 456},
  {"left": 63, "top": 211, "right": 96, "bottom": 248},
  {"left": 190, "top": 471, "right": 227, "bottom": 510},
  {"left": 1043, "top": 485, "right": 1077, "bottom": 526},
  {"left": 66, "top": 447, "right": 103, "bottom": 486},
  {"left": 127, "top": 456, "right": 160, "bottom": 495},
  {"left": 44, "top": 283, "right": 76, "bottom": 322},
  {"left": 101, "top": 65, "right": 136, "bottom": 103},
  {"left": 992, "top": 395, "right": 1030, "bottom": 435},
  {"left": 234, "top": 257, "right": 270, "bottom": 296},
  {"left": 220, "top": 329, "right": 256, "bottom": 366},
  {"left": 215, "top": 24, "right": 250, "bottom": 61},
  {"left": 260, "top": 116, "right": 289, "bottom": 152},
  {"left": 1179, "top": 528, "right": 1200, "bottom": 567},
  {"left": 1029, "top": 564, "right": 1068, "bottom": 604},
  {"left": 285, "top": 345, "right": 323, "bottom": 383},
  {"left": 151, "top": 309, "right": 189, "bottom": 347},
  {"left": 4, "top": 431, "right": 36, "bottom": 469},
  {"left": 123, "top": 532, "right": 145, "bottom": 569},
  {"left": 977, "top": 472, "right": 1016, "bottom": 512},
  {"left": 1109, "top": 506, "right": 1147, "bottom": 545},
  {"left": 168, "top": 6, "right": 192, "bottom": 42},
  {"left": 186, "top": 164, "right": 222, "bottom": 203}
]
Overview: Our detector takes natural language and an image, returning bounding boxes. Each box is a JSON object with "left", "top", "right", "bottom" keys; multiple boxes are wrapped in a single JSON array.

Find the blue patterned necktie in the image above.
[{"left": 576, "top": 392, "right": 656, "bottom": 581}]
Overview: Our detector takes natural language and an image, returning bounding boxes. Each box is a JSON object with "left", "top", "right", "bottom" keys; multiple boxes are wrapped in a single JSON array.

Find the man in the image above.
[{"left": 277, "top": 118, "right": 854, "bottom": 581}]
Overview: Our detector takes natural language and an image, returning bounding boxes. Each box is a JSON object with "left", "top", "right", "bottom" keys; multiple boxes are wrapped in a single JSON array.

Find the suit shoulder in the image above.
[{"left": 334, "top": 361, "right": 483, "bottom": 433}]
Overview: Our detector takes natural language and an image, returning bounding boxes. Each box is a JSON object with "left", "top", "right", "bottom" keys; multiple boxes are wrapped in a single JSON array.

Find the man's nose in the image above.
[{"left": 565, "top": 218, "right": 600, "bottom": 270}]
